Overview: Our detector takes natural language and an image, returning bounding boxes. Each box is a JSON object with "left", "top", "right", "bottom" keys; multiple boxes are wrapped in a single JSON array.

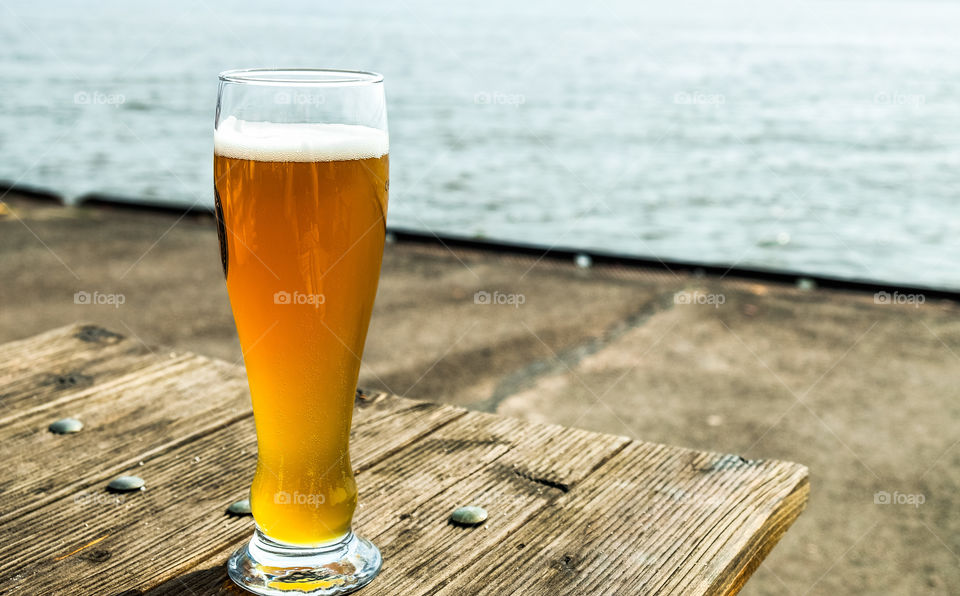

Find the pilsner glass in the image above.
[{"left": 215, "top": 69, "right": 387, "bottom": 595}]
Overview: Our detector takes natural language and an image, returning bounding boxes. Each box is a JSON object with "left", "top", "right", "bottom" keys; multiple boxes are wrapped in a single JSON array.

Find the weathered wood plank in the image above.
[
  {"left": 144, "top": 558, "right": 247, "bottom": 595},
  {"left": 0, "top": 398, "right": 465, "bottom": 593},
  {"left": 0, "top": 331, "right": 429, "bottom": 526},
  {"left": 0, "top": 354, "right": 250, "bottom": 521},
  {"left": 701, "top": 472, "right": 809, "bottom": 595},
  {"left": 359, "top": 411, "right": 630, "bottom": 595},
  {"left": 111, "top": 407, "right": 631, "bottom": 595},
  {"left": 437, "top": 444, "right": 809, "bottom": 595},
  {"left": 0, "top": 323, "right": 156, "bottom": 421},
  {"left": 0, "top": 323, "right": 99, "bottom": 362},
  {"left": 0, "top": 323, "right": 128, "bottom": 371}
]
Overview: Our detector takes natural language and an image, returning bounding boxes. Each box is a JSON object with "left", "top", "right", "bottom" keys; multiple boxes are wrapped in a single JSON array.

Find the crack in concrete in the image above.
[{"left": 472, "top": 290, "right": 680, "bottom": 413}]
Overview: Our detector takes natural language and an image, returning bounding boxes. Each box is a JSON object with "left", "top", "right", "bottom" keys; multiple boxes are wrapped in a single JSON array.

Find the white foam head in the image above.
[{"left": 214, "top": 116, "right": 388, "bottom": 162}]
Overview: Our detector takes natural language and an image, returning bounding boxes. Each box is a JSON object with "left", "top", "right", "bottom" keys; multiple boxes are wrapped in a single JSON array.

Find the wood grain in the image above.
[
  {"left": 0, "top": 324, "right": 155, "bottom": 421},
  {"left": 436, "top": 445, "right": 809, "bottom": 595},
  {"left": 0, "top": 325, "right": 809, "bottom": 595}
]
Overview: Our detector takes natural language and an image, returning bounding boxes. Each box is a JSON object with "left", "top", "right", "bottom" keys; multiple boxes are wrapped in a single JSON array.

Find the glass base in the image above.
[{"left": 227, "top": 529, "right": 382, "bottom": 595}]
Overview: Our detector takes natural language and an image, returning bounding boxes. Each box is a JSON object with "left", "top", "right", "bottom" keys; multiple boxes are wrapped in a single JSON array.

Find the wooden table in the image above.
[{"left": 0, "top": 324, "right": 808, "bottom": 595}]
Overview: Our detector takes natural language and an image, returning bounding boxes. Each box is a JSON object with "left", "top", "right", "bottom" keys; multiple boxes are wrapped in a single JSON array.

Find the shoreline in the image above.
[{"left": 3, "top": 181, "right": 956, "bottom": 300}]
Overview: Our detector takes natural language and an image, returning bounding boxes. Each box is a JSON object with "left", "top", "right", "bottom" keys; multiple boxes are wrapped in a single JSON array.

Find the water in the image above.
[{"left": 2, "top": 0, "right": 959, "bottom": 289}]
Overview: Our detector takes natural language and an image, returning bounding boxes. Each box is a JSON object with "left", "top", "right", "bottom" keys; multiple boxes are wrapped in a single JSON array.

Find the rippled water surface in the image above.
[{"left": 1, "top": 0, "right": 959, "bottom": 287}]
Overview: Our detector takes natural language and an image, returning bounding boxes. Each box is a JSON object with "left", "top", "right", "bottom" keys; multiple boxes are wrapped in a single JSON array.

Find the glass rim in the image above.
[{"left": 218, "top": 68, "right": 384, "bottom": 87}]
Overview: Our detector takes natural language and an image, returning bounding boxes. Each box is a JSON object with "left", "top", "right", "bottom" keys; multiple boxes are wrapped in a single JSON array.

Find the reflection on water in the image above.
[{"left": 1, "top": 0, "right": 959, "bottom": 288}]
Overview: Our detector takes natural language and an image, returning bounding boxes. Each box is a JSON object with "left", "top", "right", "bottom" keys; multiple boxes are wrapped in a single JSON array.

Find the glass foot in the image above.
[{"left": 227, "top": 529, "right": 382, "bottom": 595}]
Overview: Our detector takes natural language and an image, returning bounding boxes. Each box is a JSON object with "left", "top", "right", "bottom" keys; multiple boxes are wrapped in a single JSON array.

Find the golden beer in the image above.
[{"left": 214, "top": 116, "right": 388, "bottom": 545}]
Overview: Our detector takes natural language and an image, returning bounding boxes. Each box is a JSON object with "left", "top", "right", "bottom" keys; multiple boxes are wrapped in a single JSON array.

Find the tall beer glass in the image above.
[{"left": 215, "top": 69, "right": 387, "bottom": 595}]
